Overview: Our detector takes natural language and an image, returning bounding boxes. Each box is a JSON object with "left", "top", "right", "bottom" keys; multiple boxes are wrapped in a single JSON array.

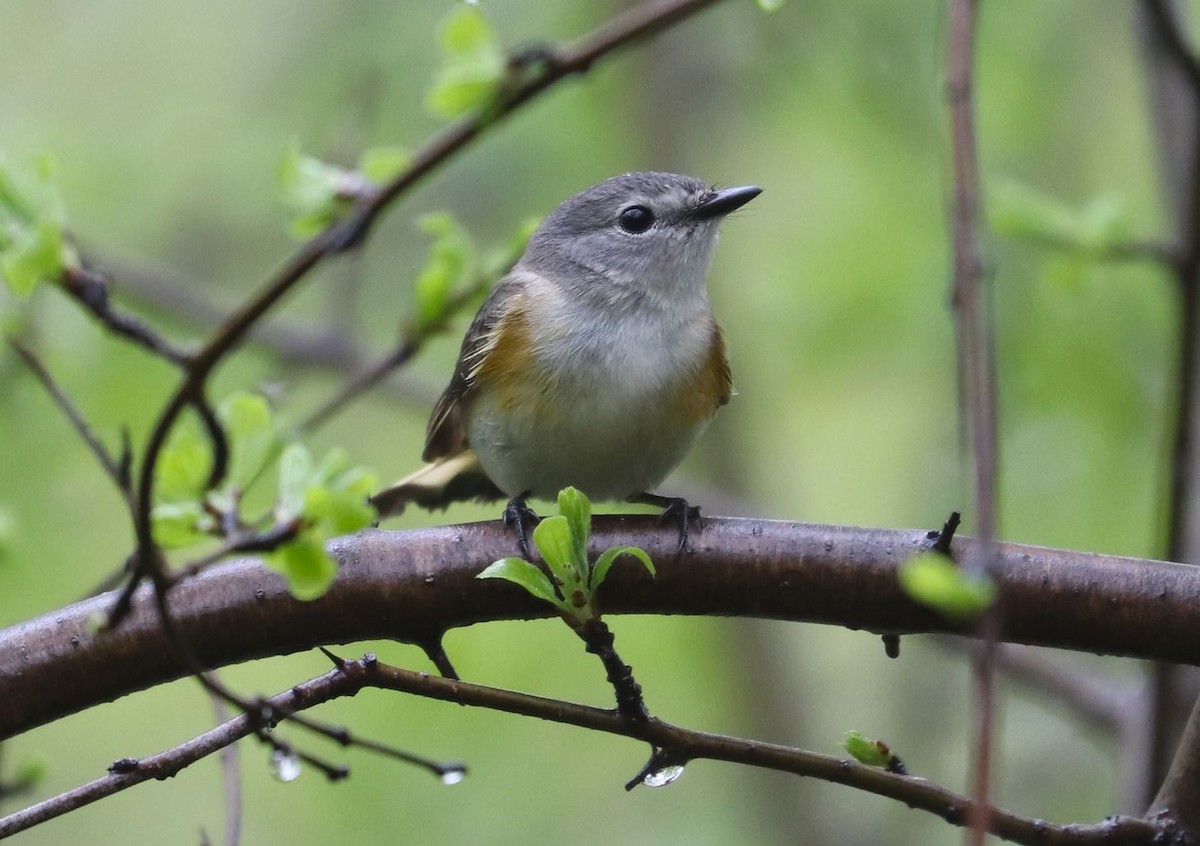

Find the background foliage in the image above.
[{"left": 0, "top": 1, "right": 1173, "bottom": 843}]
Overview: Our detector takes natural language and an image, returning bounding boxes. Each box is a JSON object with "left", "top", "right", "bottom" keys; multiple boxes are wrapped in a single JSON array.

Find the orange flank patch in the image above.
[
  {"left": 476, "top": 305, "right": 551, "bottom": 414},
  {"left": 669, "top": 321, "right": 733, "bottom": 426}
]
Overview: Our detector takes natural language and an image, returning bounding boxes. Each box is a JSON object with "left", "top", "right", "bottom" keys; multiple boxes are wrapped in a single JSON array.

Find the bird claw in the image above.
[
  {"left": 657, "top": 497, "right": 702, "bottom": 553},
  {"left": 502, "top": 496, "right": 540, "bottom": 559}
]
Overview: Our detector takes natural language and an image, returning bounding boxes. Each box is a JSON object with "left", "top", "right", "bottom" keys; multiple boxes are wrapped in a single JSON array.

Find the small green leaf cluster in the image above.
[
  {"left": 414, "top": 212, "right": 476, "bottom": 330},
  {"left": 477, "top": 487, "right": 655, "bottom": 628},
  {"left": 843, "top": 731, "right": 895, "bottom": 768},
  {"left": 411, "top": 211, "right": 540, "bottom": 333},
  {"left": 153, "top": 392, "right": 376, "bottom": 599},
  {"left": 898, "top": 551, "right": 995, "bottom": 619},
  {"left": 278, "top": 141, "right": 410, "bottom": 239},
  {"left": 0, "top": 504, "right": 14, "bottom": 562},
  {"left": 426, "top": 5, "right": 506, "bottom": 119},
  {"left": 268, "top": 444, "right": 376, "bottom": 599},
  {"left": 0, "top": 155, "right": 77, "bottom": 297},
  {"left": 990, "top": 179, "right": 1132, "bottom": 289}
]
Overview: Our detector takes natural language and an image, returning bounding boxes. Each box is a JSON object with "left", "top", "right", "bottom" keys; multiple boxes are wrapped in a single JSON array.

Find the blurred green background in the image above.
[{"left": 0, "top": 0, "right": 1178, "bottom": 843}]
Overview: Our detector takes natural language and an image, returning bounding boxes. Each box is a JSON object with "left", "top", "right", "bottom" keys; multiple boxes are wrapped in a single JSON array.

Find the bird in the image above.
[{"left": 370, "top": 171, "right": 760, "bottom": 553}]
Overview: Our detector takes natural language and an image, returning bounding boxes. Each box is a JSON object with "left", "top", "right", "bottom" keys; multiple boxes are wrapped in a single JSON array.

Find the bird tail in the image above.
[{"left": 369, "top": 450, "right": 505, "bottom": 519}]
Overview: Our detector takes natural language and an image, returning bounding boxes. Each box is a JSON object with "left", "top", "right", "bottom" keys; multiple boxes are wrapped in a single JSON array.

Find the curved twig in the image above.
[{"left": 0, "top": 656, "right": 1165, "bottom": 845}]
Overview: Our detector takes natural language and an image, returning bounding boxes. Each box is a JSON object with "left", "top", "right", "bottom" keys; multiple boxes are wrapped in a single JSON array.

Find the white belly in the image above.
[
  {"left": 467, "top": 306, "right": 716, "bottom": 502},
  {"left": 468, "top": 384, "right": 708, "bottom": 501}
]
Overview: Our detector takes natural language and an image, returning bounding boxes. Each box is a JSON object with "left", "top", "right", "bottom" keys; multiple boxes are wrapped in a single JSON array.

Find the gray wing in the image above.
[{"left": 423, "top": 272, "right": 529, "bottom": 461}]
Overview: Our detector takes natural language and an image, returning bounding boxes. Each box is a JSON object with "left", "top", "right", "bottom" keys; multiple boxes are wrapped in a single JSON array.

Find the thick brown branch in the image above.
[{"left": 4, "top": 517, "right": 1200, "bottom": 741}]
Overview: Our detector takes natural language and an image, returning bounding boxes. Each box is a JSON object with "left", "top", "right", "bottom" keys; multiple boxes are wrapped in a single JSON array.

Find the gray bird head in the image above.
[{"left": 520, "top": 172, "right": 760, "bottom": 306}]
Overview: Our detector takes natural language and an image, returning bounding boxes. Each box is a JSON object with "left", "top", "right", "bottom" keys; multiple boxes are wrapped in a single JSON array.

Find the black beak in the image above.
[{"left": 693, "top": 185, "right": 762, "bottom": 220}]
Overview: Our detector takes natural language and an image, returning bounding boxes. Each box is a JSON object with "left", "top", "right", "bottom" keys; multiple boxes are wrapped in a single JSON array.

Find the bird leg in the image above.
[
  {"left": 631, "top": 492, "right": 702, "bottom": 553},
  {"left": 502, "top": 495, "right": 540, "bottom": 560}
]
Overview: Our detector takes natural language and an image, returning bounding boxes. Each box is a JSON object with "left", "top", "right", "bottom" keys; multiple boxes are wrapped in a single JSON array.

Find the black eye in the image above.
[{"left": 618, "top": 205, "right": 654, "bottom": 234}]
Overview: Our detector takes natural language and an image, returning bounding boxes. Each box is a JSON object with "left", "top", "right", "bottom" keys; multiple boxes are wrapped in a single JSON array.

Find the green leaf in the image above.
[
  {"left": 218, "top": 392, "right": 277, "bottom": 488},
  {"left": 426, "top": 6, "right": 505, "bottom": 119},
  {"left": 267, "top": 531, "right": 338, "bottom": 600},
  {"left": 277, "top": 141, "right": 353, "bottom": 239},
  {"left": 277, "top": 443, "right": 314, "bottom": 519},
  {"left": 304, "top": 481, "right": 375, "bottom": 536},
  {"left": 414, "top": 211, "right": 474, "bottom": 327},
  {"left": 590, "top": 545, "right": 655, "bottom": 591},
  {"left": 288, "top": 209, "right": 341, "bottom": 240},
  {"left": 443, "top": 4, "right": 492, "bottom": 54},
  {"left": 279, "top": 140, "right": 341, "bottom": 210},
  {"left": 898, "top": 552, "right": 995, "bottom": 619},
  {"left": 755, "top": 0, "right": 785, "bottom": 11},
  {"left": 0, "top": 157, "right": 36, "bottom": 225},
  {"left": 358, "top": 146, "right": 410, "bottom": 184},
  {"left": 156, "top": 419, "right": 211, "bottom": 502},
  {"left": 14, "top": 756, "right": 48, "bottom": 788},
  {"left": 557, "top": 486, "right": 591, "bottom": 572},
  {"left": 990, "top": 180, "right": 1131, "bottom": 258},
  {"left": 1, "top": 217, "right": 65, "bottom": 297},
  {"left": 843, "top": 731, "right": 891, "bottom": 768},
  {"left": 0, "top": 504, "right": 15, "bottom": 560},
  {"left": 477, "top": 556, "right": 561, "bottom": 606},
  {"left": 414, "top": 262, "right": 452, "bottom": 326},
  {"left": 532, "top": 515, "right": 581, "bottom": 587},
  {"left": 151, "top": 501, "right": 212, "bottom": 549}
]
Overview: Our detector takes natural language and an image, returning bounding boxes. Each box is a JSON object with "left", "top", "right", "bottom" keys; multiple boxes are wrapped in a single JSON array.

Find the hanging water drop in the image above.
[
  {"left": 439, "top": 766, "right": 467, "bottom": 786},
  {"left": 269, "top": 748, "right": 302, "bottom": 782},
  {"left": 642, "top": 763, "right": 685, "bottom": 788}
]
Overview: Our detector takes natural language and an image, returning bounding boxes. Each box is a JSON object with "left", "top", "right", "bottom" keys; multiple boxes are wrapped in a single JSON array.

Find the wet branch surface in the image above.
[{"left": 5, "top": 516, "right": 1200, "bottom": 742}]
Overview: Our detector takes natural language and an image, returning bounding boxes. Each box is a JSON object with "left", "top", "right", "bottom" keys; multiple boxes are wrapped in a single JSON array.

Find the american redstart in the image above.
[{"left": 371, "top": 171, "right": 760, "bottom": 551}]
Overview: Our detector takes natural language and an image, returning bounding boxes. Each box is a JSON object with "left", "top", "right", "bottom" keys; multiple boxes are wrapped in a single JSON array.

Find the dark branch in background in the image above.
[
  {"left": 6, "top": 338, "right": 133, "bottom": 512},
  {"left": 1137, "top": 0, "right": 1200, "bottom": 811},
  {"left": 206, "top": 687, "right": 242, "bottom": 846},
  {"left": 1150, "top": 695, "right": 1200, "bottom": 835},
  {"left": 299, "top": 276, "right": 491, "bottom": 433},
  {"left": 0, "top": 657, "right": 460, "bottom": 839},
  {"left": 59, "top": 265, "right": 192, "bottom": 367},
  {"left": 7, "top": 517, "right": 1200, "bottom": 742},
  {"left": 946, "top": 1, "right": 1001, "bottom": 841},
  {"left": 84, "top": 252, "right": 369, "bottom": 372},
  {"left": 0, "top": 655, "right": 1167, "bottom": 846}
]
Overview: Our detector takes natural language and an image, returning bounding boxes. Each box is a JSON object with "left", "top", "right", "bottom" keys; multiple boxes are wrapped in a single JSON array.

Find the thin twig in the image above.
[
  {"left": 0, "top": 656, "right": 1166, "bottom": 844},
  {"left": 207, "top": 683, "right": 242, "bottom": 846},
  {"left": 7, "top": 336, "right": 135, "bottom": 513},
  {"left": 59, "top": 265, "right": 192, "bottom": 367},
  {"left": 1143, "top": 0, "right": 1200, "bottom": 93},
  {"left": 282, "top": 710, "right": 466, "bottom": 781},
  {"left": 1138, "top": 0, "right": 1200, "bottom": 813},
  {"left": 300, "top": 338, "right": 422, "bottom": 433},
  {"left": 946, "top": 0, "right": 1001, "bottom": 841},
  {"left": 300, "top": 276, "right": 491, "bottom": 433}
]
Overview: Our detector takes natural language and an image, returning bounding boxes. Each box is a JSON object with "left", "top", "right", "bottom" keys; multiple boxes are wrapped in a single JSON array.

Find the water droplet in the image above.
[
  {"left": 269, "top": 748, "right": 301, "bottom": 782},
  {"left": 439, "top": 766, "right": 467, "bottom": 785},
  {"left": 642, "top": 764, "right": 685, "bottom": 788}
]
